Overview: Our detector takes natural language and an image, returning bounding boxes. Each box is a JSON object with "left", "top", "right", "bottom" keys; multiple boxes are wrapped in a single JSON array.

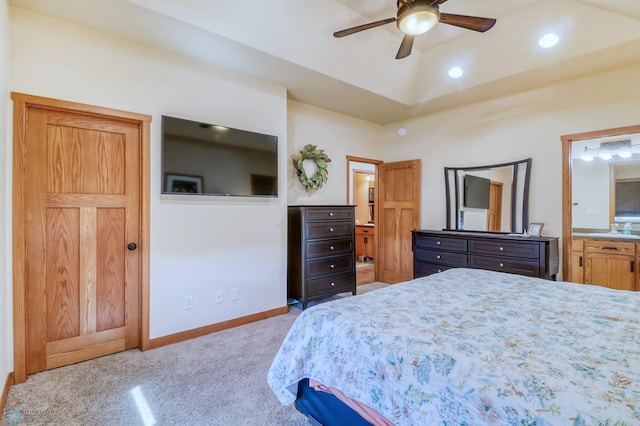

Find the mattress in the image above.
[{"left": 267, "top": 268, "right": 640, "bottom": 425}]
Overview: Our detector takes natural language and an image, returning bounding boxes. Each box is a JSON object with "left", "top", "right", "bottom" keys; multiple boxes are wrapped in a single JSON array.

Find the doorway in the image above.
[
  {"left": 12, "top": 93, "right": 151, "bottom": 383},
  {"left": 347, "top": 156, "right": 381, "bottom": 285}
]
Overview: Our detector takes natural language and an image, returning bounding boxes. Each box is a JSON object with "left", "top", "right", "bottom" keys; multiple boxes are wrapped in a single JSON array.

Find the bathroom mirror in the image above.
[
  {"left": 444, "top": 158, "right": 531, "bottom": 233},
  {"left": 562, "top": 125, "right": 640, "bottom": 279}
]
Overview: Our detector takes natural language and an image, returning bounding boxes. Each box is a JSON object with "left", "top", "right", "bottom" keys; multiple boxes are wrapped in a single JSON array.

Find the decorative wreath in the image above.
[{"left": 292, "top": 144, "right": 331, "bottom": 191}]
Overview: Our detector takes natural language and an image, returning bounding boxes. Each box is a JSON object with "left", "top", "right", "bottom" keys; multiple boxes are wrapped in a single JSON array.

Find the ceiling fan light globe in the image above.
[{"left": 397, "top": 8, "right": 440, "bottom": 35}]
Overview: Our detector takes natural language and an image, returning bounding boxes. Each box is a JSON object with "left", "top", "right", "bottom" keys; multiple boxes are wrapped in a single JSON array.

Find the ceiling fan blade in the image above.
[
  {"left": 333, "top": 17, "right": 397, "bottom": 38},
  {"left": 396, "top": 35, "right": 415, "bottom": 59},
  {"left": 439, "top": 13, "right": 496, "bottom": 33}
]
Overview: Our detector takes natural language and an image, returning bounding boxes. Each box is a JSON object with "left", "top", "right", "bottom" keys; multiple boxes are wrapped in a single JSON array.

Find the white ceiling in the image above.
[{"left": 9, "top": 0, "right": 640, "bottom": 124}]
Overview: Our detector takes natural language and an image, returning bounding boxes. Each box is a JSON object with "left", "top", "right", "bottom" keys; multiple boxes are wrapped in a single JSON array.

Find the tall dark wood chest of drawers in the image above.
[
  {"left": 288, "top": 205, "right": 356, "bottom": 309},
  {"left": 412, "top": 230, "right": 559, "bottom": 280}
]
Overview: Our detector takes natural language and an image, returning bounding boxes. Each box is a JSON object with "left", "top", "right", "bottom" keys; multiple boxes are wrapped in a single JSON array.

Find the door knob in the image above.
[{"left": 127, "top": 242, "right": 137, "bottom": 251}]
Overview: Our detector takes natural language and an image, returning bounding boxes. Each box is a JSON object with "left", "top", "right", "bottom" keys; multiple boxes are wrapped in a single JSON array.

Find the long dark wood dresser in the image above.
[
  {"left": 288, "top": 205, "right": 356, "bottom": 309},
  {"left": 412, "top": 230, "right": 559, "bottom": 280}
]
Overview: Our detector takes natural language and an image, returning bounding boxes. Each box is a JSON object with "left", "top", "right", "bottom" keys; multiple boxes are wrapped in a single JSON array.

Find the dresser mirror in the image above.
[
  {"left": 561, "top": 124, "right": 640, "bottom": 279},
  {"left": 444, "top": 158, "right": 531, "bottom": 233}
]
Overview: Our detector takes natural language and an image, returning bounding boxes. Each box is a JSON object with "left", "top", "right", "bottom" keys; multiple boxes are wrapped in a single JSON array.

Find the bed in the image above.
[{"left": 267, "top": 268, "right": 640, "bottom": 425}]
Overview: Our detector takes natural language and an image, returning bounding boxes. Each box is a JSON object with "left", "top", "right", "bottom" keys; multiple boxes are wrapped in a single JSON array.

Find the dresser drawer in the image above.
[
  {"left": 306, "top": 222, "right": 353, "bottom": 239},
  {"left": 414, "top": 248, "right": 467, "bottom": 267},
  {"left": 307, "top": 255, "right": 354, "bottom": 278},
  {"left": 306, "top": 238, "right": 353, "bottom": 259},
  {"left": 305, "top": 208, "right": 353, "bottom": 222},
  {"left": 414, "top": 234, "right": 467, "bottom": 252},
  {"left": 414, "top": 262, "right": 454, "bottom": 278},
  {"left": 469, "top": 254, "right": 540, "bottom": 277},
  {"left": 307, "top": 272, "right": 355, "bottom": 297},
  {"left": 469, "top": 240, "right": 540, "bottom": 260}
]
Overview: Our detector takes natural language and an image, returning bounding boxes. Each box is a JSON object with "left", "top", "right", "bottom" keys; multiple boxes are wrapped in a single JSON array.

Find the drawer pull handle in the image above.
[
  {"left": 330, "top": 282, "right": 335, "bottom": 287},
  {"left": 578, "top": 256, "right": 582, "bottom": 267},
  {"left": 500, "top": 263, "right": 504, "bottom": 267},
  {"left": 437, "top": 241, "right": 441, "bottom": 245},
  {"left": 329, "top": 246, "right": 335, "bottom": 250},
  {"left": 632, "top": 261, "right": 635, "bottom": 273},
  {"left": 436, "top": 255, "right": 441, "bottom": 259},
  {"left": 328, "top": 212, "right": 334, "bottom": 217},
  {"left": 330, "top": 264, "right": 335, "bottom": 269},
  {"left": 602, "top": 246, "right": 618, "bottom": 250},
  {"left": 329, "top": 228, "right": 334, "bottom": 232},
  {"left": 499, "top": 247, "right": 504, "bottom": 251}
]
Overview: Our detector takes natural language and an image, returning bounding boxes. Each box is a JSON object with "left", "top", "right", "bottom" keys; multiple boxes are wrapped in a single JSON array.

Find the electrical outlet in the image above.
[
  {"left": 231, "top": 288, "right": 239, "bottom": 301},
  {"left": 215, "top": 290, "right": 223, "bottom": 304},
  {"left": 184, "top": 296, "right": 193, "bottom": 310}
]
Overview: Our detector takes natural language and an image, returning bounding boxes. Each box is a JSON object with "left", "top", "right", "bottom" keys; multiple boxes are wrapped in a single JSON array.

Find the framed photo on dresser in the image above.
[{"left": 528, "top": 222, "right": 544, "bottom": 237}]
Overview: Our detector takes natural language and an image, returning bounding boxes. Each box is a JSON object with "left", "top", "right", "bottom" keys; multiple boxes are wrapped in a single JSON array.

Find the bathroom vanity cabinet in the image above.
[{"left": 571, "top": 237, "right": 638, "bottom": 291}]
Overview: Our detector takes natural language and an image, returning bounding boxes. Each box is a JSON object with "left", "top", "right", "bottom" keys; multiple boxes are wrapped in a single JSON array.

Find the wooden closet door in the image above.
[{"left": 24, "top": 106, "right": 141, "bottom": 374}]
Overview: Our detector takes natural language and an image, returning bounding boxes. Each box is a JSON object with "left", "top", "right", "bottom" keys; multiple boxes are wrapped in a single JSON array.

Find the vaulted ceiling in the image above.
[{"left": 10, "top": 0, "right": 640, "bottom": 124}]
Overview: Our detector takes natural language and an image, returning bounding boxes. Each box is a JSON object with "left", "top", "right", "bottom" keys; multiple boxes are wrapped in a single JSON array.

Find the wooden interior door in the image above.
[
  {"left": 19, "top": 99, "right": 143, "bottom": 374},
  {"left": 487, "top": 181, "right": 503, "bottom": 232},
  {"left": 377, "top": 160, "right": 421, "bottom": 283}
]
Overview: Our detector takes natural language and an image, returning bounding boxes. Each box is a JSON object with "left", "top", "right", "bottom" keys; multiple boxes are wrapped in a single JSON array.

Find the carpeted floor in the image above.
[{"left": 4, "top": 282, "right": 389, "bottom": 426}]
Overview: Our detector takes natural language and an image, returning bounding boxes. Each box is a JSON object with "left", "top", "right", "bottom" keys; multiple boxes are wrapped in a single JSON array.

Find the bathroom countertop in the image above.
[{"left": 572, "top": 232, "right": 640, "bottom": 240}]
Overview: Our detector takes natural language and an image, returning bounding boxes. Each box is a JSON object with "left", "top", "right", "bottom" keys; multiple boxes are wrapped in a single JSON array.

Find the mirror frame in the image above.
[
  {"left": 445, "top": 158, "right": 532, "bottom": 233},
  {"left": 561, "top": 124, "right": 640, "bottom": 280}
]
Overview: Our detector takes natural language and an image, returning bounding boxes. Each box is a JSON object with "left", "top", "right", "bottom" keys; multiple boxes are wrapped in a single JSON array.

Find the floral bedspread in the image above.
[{"left": 267, "top": 268, "right": 640, "bottom": 425}]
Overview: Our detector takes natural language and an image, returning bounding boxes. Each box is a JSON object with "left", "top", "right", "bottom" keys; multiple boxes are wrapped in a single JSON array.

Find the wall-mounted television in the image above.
[
  {"left": 161, "top": 115, "right": 278, "bottom": 197},
  {"left": 463, "top": 174, "right": 490, "bottom": 209}
]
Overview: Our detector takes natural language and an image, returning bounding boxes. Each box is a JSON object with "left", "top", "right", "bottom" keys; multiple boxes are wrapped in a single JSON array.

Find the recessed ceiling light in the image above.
[
  {"left": 539, "top": 33, "right": 559, "bottom": 49},
  {"left": 448, "top": 67, "right": 463, "bottom": 79}
]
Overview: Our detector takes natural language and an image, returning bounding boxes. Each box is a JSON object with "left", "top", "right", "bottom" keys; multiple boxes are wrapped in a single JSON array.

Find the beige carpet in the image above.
[{"left": 5, "top": 282, "right": 389, "bottom": 425}]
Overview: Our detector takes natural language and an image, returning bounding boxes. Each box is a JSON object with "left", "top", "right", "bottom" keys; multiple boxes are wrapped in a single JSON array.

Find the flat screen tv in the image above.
[
  {"left": 463, "top": 174, "right": 490, "bottom": 209},
  {"left": 161, "top": 115, "right": 278, "bottom": 197}
]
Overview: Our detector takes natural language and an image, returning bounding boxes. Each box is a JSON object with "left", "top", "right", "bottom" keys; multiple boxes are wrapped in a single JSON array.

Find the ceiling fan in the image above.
[{"left": 334, "top": 0, "right": 496, "bottom": 59}]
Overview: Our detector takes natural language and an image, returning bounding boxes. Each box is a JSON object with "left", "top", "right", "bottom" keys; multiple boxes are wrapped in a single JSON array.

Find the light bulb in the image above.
[
  {"left": 581, "top": 152, "right": 593, "bottom": 161},
  {"left": 618, "top": 150, "right": 632, "bottom": 159},
  {"left": 397, "top": 9, "right": 439, "bottom": 35},
  {"left": 539, "top": 33, "right": 559, "bottom": 49},
  {"left": 448, "top": 67, "right": 463, "bottom": 79},
  {"left": 599, "top": 152, "right": 612, "bottom": 160}
]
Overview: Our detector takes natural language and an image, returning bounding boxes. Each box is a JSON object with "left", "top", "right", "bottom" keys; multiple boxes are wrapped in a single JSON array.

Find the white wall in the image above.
[
  {"left": 9, "top": 7, "right": 290, "bottom": 339},
  {"left": 1, "top": 0, "right": 11, "bottom": 386},
  {"left": 287, "top": 101, "right": 383, "bottom": 205},
  {"left": 381, "top": 64, "right": 640, "bottom": 255},
  {"left": 7, "top": 7, "right": 385, "bottom": 344}
]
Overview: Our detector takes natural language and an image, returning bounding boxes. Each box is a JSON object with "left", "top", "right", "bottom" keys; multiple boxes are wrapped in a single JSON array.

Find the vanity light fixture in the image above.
[
  {"left": 580, "top": 148, "right": 594, "bottom": 162},
  {"left": 580, "top": 139, "right": 636, "bottom": 161},
  {"left": 599, "top": 152, "right": 613, "bottom": 160},
  {"left": 619, "top": 149, "right": 632, "bottom": 159}
]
